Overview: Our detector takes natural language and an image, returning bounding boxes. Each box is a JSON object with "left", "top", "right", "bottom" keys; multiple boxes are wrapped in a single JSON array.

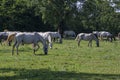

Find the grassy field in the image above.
[{"left": 0, "top": 39, "right": 120, "bottom": 80}]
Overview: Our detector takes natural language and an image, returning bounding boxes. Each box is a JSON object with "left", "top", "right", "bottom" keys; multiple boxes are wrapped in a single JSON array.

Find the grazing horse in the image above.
[
  {"left": 99, "top": 31, "right": 113, "bottom": 42},
  {"left": 75, "top": 33, "right": 99, "bottom": 47},
  {"left": 0, "top": 31, "right": 19, "bottom": 46},
  {"left": 12, "top": 32, "right": 48, "bottom": 55},
  {"left": 39, "top": 32, "right": 52, "bottom": 49},
  {"left": 47, "top": 32, "right": 62, "bottom": 43},
  {"left": 63, "top": 30, "right": 76, "bottom": 38},
  {"left": 0, "top": 32, "right": 8, "bottom": 45}
]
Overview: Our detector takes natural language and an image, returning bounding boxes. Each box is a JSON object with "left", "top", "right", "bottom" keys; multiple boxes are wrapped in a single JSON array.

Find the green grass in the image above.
[{"left": 0, "top": 39, "right": 120, "bottom": 80}]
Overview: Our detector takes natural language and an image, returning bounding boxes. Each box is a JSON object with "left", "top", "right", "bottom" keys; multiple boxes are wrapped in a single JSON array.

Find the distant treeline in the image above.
[{"left": 0, "top": 0, "right": 120, "bottom": 34}]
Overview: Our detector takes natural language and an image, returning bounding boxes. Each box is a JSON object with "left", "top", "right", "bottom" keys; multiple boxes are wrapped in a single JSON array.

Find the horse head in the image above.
[{"left": 37, "top": 33, "right": 48, "bottom": 55}]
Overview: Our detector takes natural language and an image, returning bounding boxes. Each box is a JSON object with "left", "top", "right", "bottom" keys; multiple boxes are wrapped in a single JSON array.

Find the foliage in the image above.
[{"left": 0, "top": 0, "right": 120, "bottom": 34}]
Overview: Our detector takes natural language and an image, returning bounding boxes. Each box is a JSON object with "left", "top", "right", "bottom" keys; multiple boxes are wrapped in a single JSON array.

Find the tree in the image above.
[
  {"left": 0, "top": 0, "right": 51, "bottom": 31},
  {"left": 80, "top": 0, "right": 119, "bottom": 33},
  {"left": 35, "top": 0, "right": 84, "bottom": 36}
]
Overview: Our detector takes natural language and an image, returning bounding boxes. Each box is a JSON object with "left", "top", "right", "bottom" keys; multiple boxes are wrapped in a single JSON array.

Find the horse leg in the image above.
[
  {"left": 109, "top": 37, "right": 111, "bottom": 42},
  {"left": 49, "top": 42, "right": 52, "bottom": 49},
  {"left": 16, "top": 43, "right": 20, "bottom": 55},
  {"left": 59, "top": 38, "right": 62, "bottom": 43},
  {"left": 78, "top": 39, "right": 81, "bottom": 47},
  {"left": 88, "top": 40, "right": 92, "bottom": 47},
  {"left": 100, "top": 36, "right": 103, "bottom": 41},
  {"left": 53, "top": 38, "right": 55, "bottom": 42},
  {"left": 106, "top": 36, "right": 109, "bottom": 42},
  {"left": 33, "top": 43, "right": 40, "bottom": 55},
  {"left": 33, "top": 44, "right": 36, "bottom": 55},
  {"left": 35, "top": 44, "right": 40, "bottom": 51},
  {"left": 8, "top": 41, "right": 12, "bottom": 46},
  {"left": 12, "top": 41, "right": 17, "bottom": 55},
  {"left": 90, "top": 41, "right": 92, "bottom": 47},
  {"left": 88, "top": 41, "right": 90, "bottom": 47}
]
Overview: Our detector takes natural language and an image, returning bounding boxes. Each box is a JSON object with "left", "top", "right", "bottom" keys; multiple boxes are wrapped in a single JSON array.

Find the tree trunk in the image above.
[{"left": 58, "top": 20, "right": 64, "bottom": 38}]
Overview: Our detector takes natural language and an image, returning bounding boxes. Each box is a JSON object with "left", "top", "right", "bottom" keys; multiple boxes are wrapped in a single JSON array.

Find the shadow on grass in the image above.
[
  {"left": 0, "top": 68, "right": 120, "bottom": 80},
  {"left": 0, "top": 49, "right": 46, "bottom": 56}
]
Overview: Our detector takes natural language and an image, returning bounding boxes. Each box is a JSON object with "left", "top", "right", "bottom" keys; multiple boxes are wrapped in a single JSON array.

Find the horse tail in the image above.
[{"left": 7, "top": 33, "right": 16, "bottom": 42}]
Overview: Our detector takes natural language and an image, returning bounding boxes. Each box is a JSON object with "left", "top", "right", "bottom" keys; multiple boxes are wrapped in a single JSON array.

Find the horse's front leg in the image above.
[
  {"left": 35, "top": 44, "right": 40, "bottom": 51},
  {"left": 78, "top": 39, "right": 81, "bottom": 47},
  {"left": 12, "top": 41, "right": 17, "bottom": 55},
  {"left": 90, "top": 41, "right": 92, "bottom": 47},
  {"left": 16, "top": 43, "right": 20, "bottom": 55},
  {"left": 88, "top": 40, "right": 92, "bottom": 47},
  {"left": 49, "top": 42, "right": 52, "bottom": 49},
  {"left": 33, "top": 43, "right": 40, "bottom": 55},
  {"left": 8, "top": 41, "right": 12, "bottom": 46},
  {"left": 33, "top": 44, "right": 36, "bottom": 55}
]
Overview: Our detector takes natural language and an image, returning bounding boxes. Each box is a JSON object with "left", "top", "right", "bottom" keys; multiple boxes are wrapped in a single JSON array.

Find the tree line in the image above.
[{"left": 0, "top": 0, "right": 120, "bottom": 35}]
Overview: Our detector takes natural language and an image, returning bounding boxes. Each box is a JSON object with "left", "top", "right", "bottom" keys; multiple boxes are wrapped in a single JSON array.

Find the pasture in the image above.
[{"left": 0, "top": 39, "right": 120, "bottom": 80}]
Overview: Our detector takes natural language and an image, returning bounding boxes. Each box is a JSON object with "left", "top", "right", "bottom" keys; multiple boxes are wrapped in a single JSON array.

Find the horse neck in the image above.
[
  {"left": 48, "top": 35, "right": 52, "bottom": 43},
  {"left": 38, "top": 34, "right": 47, "bottom": 46}
]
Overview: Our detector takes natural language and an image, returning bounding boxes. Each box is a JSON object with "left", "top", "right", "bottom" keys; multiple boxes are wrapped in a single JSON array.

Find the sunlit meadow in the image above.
[{"left": 0, "top": 39, "right": 120, "bottom": 80}]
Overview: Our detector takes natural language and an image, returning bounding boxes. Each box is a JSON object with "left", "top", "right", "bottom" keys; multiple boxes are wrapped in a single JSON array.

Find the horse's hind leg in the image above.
[
  {"left": 12, "top": 41, "right": 17, "bottom": 55},
  {"left": 35, "top": 44, "right": 40, "bottom": 52},
  {"left": 78, "top": 39, "right": 81, "bottom": 47}
]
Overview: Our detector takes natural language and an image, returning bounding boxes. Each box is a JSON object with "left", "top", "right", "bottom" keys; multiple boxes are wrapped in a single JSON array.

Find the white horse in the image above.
[
  {"left": 0, "top": 32, "right": 8, "bottom": 45},
  {"left": 75, "top": 33, "right": 99, "bottom": 47},
  {"left": 12, "top": 32, "right": 48, "bottom": 55},
  {"left": 47, "top": 31, "right": 62, "bottom": 43},
  {"left": 63, "top": 30, "right": 76, "bottom": 38},
  {"left": 39, "top": 32, "right": 52, "bottom": 48},
  {"left": 99, "top": 31, "right": 113, "bottom": 42}
]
